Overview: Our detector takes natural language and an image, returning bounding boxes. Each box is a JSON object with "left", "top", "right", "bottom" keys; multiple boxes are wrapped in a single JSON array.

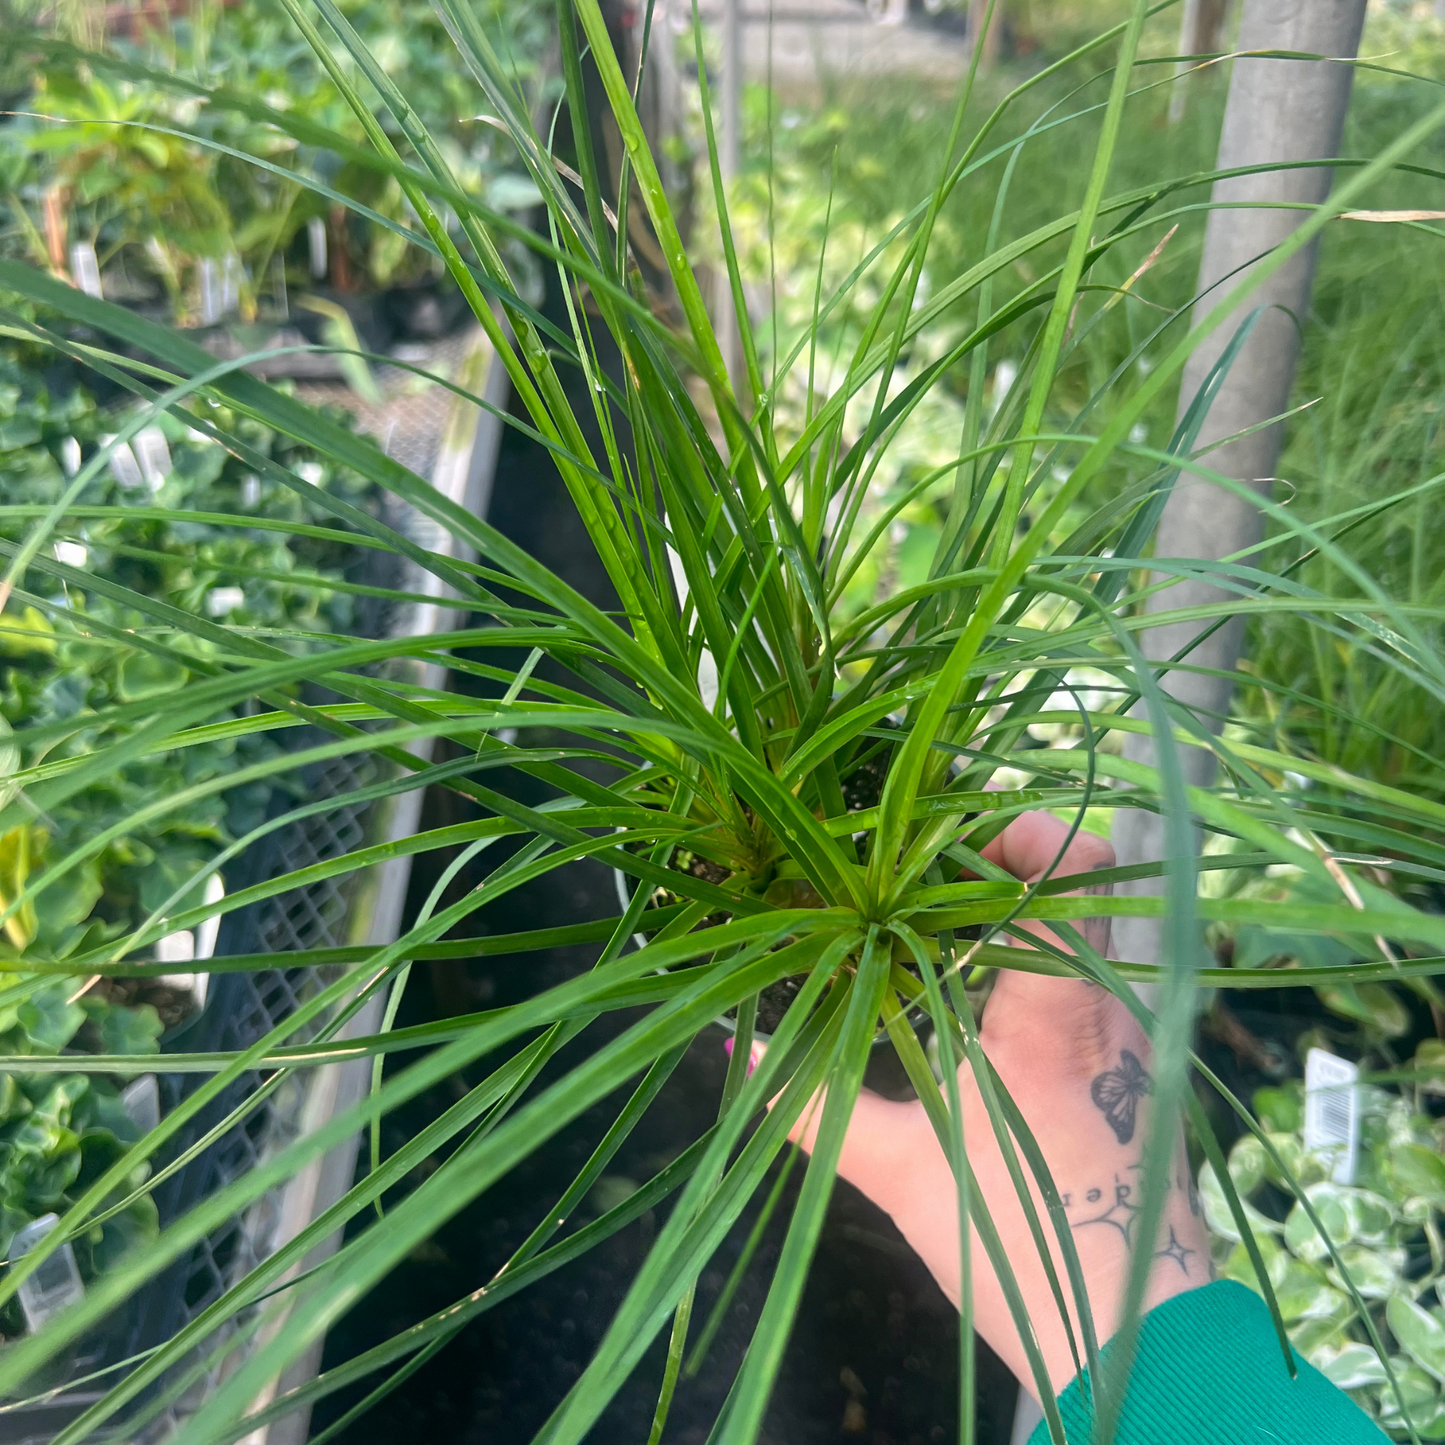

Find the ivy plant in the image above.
[{"left": 1205, "top": 1076, "right": 1445, "bottom": 1439}]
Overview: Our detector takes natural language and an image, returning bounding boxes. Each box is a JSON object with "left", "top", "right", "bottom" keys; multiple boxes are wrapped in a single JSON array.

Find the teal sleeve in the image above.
[{"left": 1025, "top": 1279, "right": 1388, "bottom": 1444}]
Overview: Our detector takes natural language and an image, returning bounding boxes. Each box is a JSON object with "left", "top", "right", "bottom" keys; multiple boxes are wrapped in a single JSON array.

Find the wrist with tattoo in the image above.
[
  {"left": 779, "top": 813, "right": 1214, "bottom": 1400},
  {"left": 1060, "top": 1049, "right": 1213, "bottom": 1327}
]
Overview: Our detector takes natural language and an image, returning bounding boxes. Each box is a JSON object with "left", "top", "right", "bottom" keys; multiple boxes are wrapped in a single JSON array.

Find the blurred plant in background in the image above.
[
  {"left": 1203, "top": 1070, "right": 1445, "bottom": 1438},
  {"left": 0, "top": 0, "right": 552, "bottom": 312},
  {"left": 0, "top": 323, "right": 388, "bottom": 1290},
  {"left": 0, "top": 331, "right": 381, "bottom": 939}
]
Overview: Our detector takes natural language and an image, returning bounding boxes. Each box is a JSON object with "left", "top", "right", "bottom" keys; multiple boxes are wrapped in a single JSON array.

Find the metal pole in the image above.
[
  {"left": 1168, "top": 0, "right": 1229, "bottom": 125},
  {"left": 1113, "top": 0, "right": 1369, "bottom": 980},
  {"left": 967, "top": 0, "right": 1002, "bottom": 69},
  {"left": 722, "top": 0, "right": 741, "bottom": 180},
  {"left": 718, "top": 0, "right": 743, "bottom": 393}
]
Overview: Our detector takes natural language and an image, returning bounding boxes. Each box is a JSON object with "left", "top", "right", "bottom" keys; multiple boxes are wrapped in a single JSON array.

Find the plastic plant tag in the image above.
[
  {"left": 200, "top": 257, "right": 223, "bottom": 325},
  {"left": 133, "top": 427, "right": 172, "bottom": 489},
  {"left": 157, "top": 930, "right": 195, "bottom": 965},
  {"left": 68, "top": 241, "right": 102, "bottom": 299},
  {"left": 1304, "top": 1047, "right": 1360, "bottom": 1185},
  {"left": 307, "top": 216, "right": 328, "bottom": 278},
  {"left": 206, "top": 586, "right": 245, "bottom": 616},
  {"left": 158, "top": 916, "right": 212, "bottom": 1011},
  {"left": 10, "top": 1215, "right": 84, "bottom": 1332},
  {"left": 157, "top": 929, "right": 197, "bottom": 1003},
  {"left": 194, "top": 874, "right": 225, "bottom": 964},
  {"left": 101, "top": 435, "right": 145, "bottom": 490},
  {"left": 221, "top": 252, "right": 243, "bottom": 317},
  {"left": 122, "top": 1075, "right": 161, "bottom": 1134}
]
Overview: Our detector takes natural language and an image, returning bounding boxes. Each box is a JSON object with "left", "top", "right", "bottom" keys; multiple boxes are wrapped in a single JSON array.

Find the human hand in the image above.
[{"left": 776, "top": 811, "right": 1210, "bottom": 1397}]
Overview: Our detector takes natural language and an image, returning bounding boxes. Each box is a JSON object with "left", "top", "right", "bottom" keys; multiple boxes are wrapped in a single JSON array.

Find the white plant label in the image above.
[
  {"left": 194, "top": 873, "right": 225, "bottom": 964},
  {"left": 1304, "top": 1047, "right": 1360, "bottom": 1185},
  {"left": 134, "top": 426, "right": 172, "bottom": 489},
  {"left": 200, "top": 257, "right": 223, "bottom": 326},
  {"left": 122, "top": 1074, "right": 161, "bottom": 1134},
  {"left": 69, "top": 241, "right": 102, "bottom": 299},
  {"left": 206, "top": 586, "right": 245, "bottom": 616},
  {"left": 157, "top": 929, "right": 195, "bottom": 965},
  {"left": 221, "top": 252, "right": 243, "bottom": 317},
  {"left": 10, "top": 1214, "right": 85, "bottom": 1331},
  {"left": 101, "top": 435, "right": 146, "bottom": 490},
  {"left": 308, "top": 216, "right": 328, "bottom": 279}
]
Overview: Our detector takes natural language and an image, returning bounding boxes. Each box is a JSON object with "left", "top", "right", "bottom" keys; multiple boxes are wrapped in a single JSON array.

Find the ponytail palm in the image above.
[{"left": 2, "top": 4, "right": 1445, "bottom": 1442}]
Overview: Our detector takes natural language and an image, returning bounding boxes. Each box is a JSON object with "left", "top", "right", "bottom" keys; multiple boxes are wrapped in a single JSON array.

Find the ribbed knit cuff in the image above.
[{"left": 1025, "top": 1279, "right": 1388, "bottom": 1444}]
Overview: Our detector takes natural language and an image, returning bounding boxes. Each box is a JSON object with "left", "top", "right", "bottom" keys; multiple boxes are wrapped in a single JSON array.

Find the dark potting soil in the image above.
[
  {"left": 85, "top": 975, "right": 199, "bottom": 1034},
  {"left": 839, "top": 734, "right": 897, "bottom": 817},
  {"left": 754, "top": 973, "right": 807, "bottom": 1037},
  {"left": 642, "top": 849, "right": 803, "bottom": 1037},
  {"left": 307, "top": 253, "right": 1022, "bottom": 1443}
]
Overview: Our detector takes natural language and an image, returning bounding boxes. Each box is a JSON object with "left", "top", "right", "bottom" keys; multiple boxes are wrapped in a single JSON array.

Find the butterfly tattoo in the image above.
[{"left": 1089, "top": 1050, "right": 1152, "bottom": 1144}]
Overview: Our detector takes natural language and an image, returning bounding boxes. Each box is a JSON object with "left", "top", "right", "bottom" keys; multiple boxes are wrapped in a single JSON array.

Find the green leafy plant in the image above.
[
  {"left": 0, "top": 1065, "right": 161, "bottom": 1343},
  {"left": 0, "top": 3, "right": 1442, "bottom": 1442},
  {"left": 0, "top": 815, "right": 162, "bottom": 1338},
  {"left": 2, "top": 0, "right": 554, "bottom": 306},
  {"left": 1203, "top": 1073, "right": 1445, "bottom": 1439},
  {"left": 0, "top": 329, "right": 385, "bottom": 1295},
  {"left": 0, "top": 332, "right": 383, "bottom": 946}
]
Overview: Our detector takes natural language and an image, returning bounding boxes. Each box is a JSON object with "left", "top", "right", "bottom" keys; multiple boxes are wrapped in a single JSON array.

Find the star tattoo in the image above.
[
  {"left": 1070, "top": 1174, "right": 1142, "bottom": 1245},
  {"left": 1154, "top": 1226, "right": 1196, "bottom": 1275}
]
